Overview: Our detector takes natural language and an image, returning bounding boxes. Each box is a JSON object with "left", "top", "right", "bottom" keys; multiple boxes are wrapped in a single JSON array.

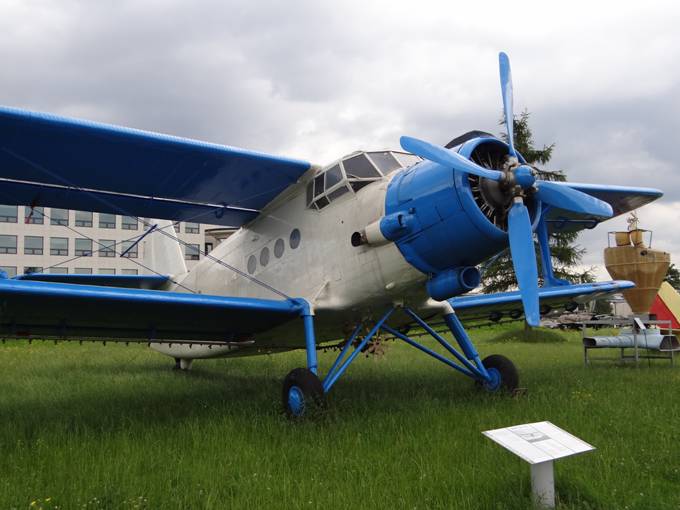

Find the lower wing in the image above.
[
  {"left": 449, "top": 280, "right": 634, "bottom": 327},
  {"left": 0, "top": 277, "right": 303, "bottom": 342}
]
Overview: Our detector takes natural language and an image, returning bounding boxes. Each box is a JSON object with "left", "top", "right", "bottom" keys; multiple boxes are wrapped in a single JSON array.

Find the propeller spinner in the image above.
[{"left": 401, "top": 52, "right": 613, "bottom": 327}]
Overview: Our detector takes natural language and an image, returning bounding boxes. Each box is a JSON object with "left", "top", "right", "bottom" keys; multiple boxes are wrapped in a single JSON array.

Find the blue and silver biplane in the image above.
[{"left": 0, "top": 53, "right": 661, "bottom": 417}]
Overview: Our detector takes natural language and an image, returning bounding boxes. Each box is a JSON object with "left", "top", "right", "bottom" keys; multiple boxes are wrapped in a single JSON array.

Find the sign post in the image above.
[{"left": 483, "top": 421, "right": 595, "bottom": 509}]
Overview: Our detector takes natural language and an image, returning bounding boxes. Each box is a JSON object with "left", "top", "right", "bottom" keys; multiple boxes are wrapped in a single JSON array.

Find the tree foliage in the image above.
[
  {"left": 664, "top": 263, "right": 680, "bottom": 290},
  {"left": 481, "top": 110, "right": 594, "bottom": 293}
]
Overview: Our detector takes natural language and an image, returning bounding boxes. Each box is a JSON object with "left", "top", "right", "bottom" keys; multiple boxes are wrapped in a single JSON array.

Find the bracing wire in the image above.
[
  {"left": 26, "top": 208, "right": 197, "bottom": 293},
  {"left": 1, "top": 153, "right": 296, "bottom": 300}
]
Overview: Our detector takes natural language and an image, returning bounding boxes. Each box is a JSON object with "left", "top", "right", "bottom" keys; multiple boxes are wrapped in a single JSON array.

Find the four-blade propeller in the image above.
[{"left": 401, "top": 52, "right": 614, "bottom": 327}]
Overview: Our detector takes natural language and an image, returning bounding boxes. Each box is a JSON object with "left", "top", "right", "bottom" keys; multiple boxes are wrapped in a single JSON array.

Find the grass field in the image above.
[{"left": 1, "top": 325, "right": 680, "bottom": 509}]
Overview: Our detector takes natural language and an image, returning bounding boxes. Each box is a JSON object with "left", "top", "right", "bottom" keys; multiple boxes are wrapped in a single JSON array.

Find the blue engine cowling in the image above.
[{"left": 381, "top": 137, "right": 541, "bottom": 299}]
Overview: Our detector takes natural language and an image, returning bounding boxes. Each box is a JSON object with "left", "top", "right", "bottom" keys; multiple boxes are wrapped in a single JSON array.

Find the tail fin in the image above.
[{"left": 142, "top": 219, "right": 188, "bottom": 277}]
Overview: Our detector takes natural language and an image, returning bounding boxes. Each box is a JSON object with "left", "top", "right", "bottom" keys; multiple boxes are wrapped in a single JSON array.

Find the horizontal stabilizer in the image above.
[{"left": 0, "top": 106, "right": 311, "bottom": 227}]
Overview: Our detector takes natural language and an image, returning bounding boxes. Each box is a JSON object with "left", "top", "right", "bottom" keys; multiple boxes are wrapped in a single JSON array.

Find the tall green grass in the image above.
[{"left": 1, "top": 325, "right": 679, "bottom": 509}]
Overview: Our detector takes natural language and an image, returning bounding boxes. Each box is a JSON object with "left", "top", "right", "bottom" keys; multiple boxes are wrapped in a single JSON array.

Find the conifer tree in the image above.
[{"left": 481, "top": 110, "right": 594, "bottom": 293}]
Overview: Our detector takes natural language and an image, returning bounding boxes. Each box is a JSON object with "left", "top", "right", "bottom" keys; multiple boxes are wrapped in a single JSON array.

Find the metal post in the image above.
[
  {"left": 536, "top": 210, "right": 568, "bottom": 287},
  {"left": 530, "top": 460, "right": 555, "bottom": 509},
  {"left": 536, "top": 210, "right": 557, "bottom": 287},
  {"left": 300, "top": 301, "right": 318, "bottom": 375}
]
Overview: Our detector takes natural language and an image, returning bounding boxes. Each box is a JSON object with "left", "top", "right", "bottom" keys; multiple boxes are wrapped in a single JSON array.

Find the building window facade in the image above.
[
  {"left": 120, "top": 240, "right": 138, "bottom": 258},
  {"left": 98, "top": 268, "right": 115, "bottom": 275},
  {"left": 24, "top": 206, "right": 44, "bottom": 224},
  {"left": 99, "top": 239, "right": 116, "bottom": 257},
  {"left": 0, "top": 266, "right": 17, "bottom": 277},
  {"left": 185, "top": 244, "right": 200, "bottom": 260},
  {"left": 24, "top": 236, "right": 43, "bottom": 255},
  {"left": 121, "top": 216, "right": 138, "bottom": 230},
  {"left": 99, "top": 213, "right": 116, "bottom": 229},
  {"left": 50, "top": 208, "right": 69, "bottom": 226},
  {"left": 75, "top": 211, "right": 93, "bottom": 227},
  {"left": 50, "top": 237, "right": 68, "bottom": 256},
  {"left": 0, "top": 235, "right": 17, "bottom": 254},
  {"left": 75, "top": 268, "right": 92, "bottom": 274},
  {"left": 75, "top": 238, "right": 92, "bottom": 257},
  {"left": 185, "top": 222, "right": 200, "bottom": 234},
  {"left": 0, "top": 205, "right": 18, "bottom": 223},
  {"left": 49, "top": 267, "right": 68, "bottom": 274}
]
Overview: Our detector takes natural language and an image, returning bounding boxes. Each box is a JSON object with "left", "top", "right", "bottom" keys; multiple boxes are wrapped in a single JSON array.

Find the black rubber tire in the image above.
[
  {"left": 282, "top": 368, "right": 325, "bottom": 418},
  {"left": 481, "top": 354, "right": 519, "bottom": 392}
]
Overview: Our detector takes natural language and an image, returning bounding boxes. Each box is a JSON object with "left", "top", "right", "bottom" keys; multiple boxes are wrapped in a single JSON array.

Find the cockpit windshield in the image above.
[
  {"left": 306, "top": 151, "right": 421, "bottom": 210},
  {"left": 367, "top": 152, "right": 401, "bottom": 174}
]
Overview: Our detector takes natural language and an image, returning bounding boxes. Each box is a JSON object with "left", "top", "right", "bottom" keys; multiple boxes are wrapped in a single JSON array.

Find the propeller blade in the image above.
[
  {"left": 535, "top": 181, "right": 613, "bottom": 218},
  {"left": 499, "top": 52, "right": 516, "bottom": 158},
  {"left": 400, "top": 136, "right": 504, "bottom": 181},
  {"left": 507, "top": 199, "right": 540, "bottom": 327}
]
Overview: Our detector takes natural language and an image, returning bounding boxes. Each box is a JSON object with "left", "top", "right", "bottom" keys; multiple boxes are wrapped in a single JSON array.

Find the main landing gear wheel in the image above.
[
  {"left": 282, "top": 368, "right": 325, "bottom": 419},
  {"left": 479, "top": 354, "right": 518, "bottom": 393}
]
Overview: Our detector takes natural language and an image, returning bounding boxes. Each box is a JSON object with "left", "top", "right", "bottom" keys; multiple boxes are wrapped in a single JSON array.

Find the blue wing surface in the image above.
[
  {"left": 545, "top": 182, "right": 662, "bottom": 233},
  {"left": 449, "top": 280, "right": 634, "bottom": 326},
  {"left": 0, "top": 278, "right": 302, "bottom": 341},
  {"left": 0, "top": 106, "right": 311, "bottom": 226}
]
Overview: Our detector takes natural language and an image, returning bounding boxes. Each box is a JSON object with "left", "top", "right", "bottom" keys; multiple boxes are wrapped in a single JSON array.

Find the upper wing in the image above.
[
  {"left": 449, "top": 280, "right": 634, "bottom": 327},
  {"left": 0, "top": 277, "right": 303, "bottom": 342},
  {"left": 545, "top": 182, "right": 662, "bottom": 233},
  {"left": 0, "top": 106, "right": 311, "bottom": 227}
]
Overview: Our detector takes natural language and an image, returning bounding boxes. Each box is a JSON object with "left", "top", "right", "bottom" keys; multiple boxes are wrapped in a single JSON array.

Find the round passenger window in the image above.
[
  {"left": 260, "top": 247, "right": 270, "bottom": 267},
  {"left": 289, "top": 228, "right": 301, "bottom": 249},
  {"left": 247, "top": 255, "right": 256, "bottom": 274},
  {"left": 274, "top": 238, "right": 285, "bottom": 258}
]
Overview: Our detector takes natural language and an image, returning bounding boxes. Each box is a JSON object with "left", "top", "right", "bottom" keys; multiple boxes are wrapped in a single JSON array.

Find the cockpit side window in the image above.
[
  {"left": 307, "top": 163, "right": 351, "bottom": 210},
  {"left": 314, "top": 174, "right": 324, "bottom": 196},
  {"left": 325, "top": 165, "right": 343, "bottom": 189}
]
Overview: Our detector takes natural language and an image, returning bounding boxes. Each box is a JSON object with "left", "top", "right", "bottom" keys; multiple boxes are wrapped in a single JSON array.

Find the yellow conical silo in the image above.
[{"left": 604, "top": 214, "right": 670, "bottom": 315}]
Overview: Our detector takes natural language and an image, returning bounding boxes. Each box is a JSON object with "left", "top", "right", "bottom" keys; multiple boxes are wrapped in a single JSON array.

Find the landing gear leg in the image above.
[
  {"left": 173, "top": 357, "right": 193, "bottom": 371},
  {"left": 282, "top": 301, "right": 519, "bottom": 418},
  {"left": 283, "top": 301, "right": 325, "bottom": 418},
  {"left": 443, "top": 310, "right": 519, "bottom": 392}
]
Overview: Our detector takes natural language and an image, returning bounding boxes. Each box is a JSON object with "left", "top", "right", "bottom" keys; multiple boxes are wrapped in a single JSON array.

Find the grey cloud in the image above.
[{"left": 1, "top": 0, "right": 679, "bottom": 275}]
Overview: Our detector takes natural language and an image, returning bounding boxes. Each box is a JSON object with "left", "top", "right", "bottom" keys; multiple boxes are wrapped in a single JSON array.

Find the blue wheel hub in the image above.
[
  {"left": 483, "top": 367, "right": 502, "bottom": 392},
  {"left": 287, "top": 385, "right": 305, "bottom": 416}
]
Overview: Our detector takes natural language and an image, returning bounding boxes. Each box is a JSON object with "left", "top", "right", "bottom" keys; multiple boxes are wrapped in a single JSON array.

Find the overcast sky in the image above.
[{"left": 2, "top": 0, "right": 679, "bottom": 279}]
